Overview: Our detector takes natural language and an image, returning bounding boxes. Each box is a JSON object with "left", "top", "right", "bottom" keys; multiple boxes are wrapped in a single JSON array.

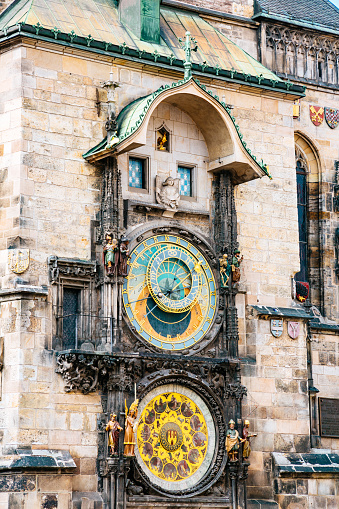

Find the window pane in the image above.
[
  {"left": 129, "top": 158, "right": 144, "bottom": 189},
  {"left": 178, "top": 166, "right": 192, "bottom": 196},
  {"left": 63, "top": 288, "right": 79, "bottom": 349}
]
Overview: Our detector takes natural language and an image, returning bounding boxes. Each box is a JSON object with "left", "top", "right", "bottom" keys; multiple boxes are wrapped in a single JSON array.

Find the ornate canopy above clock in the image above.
[{"left": 122, "top": 233, "right": 217, "bottom": 351}]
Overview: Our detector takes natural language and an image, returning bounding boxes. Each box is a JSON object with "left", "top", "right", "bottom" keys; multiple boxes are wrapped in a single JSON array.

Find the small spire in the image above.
[
  {"left": 179, "top": 31, "right": 198, "bottom": 80},
  {"left": 102, "top": 69, "right": 120, "bottom": 145}
]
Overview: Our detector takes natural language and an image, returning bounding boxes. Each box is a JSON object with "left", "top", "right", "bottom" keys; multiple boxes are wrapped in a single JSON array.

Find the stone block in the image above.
[
  {"left": 38, "top": 475, "right": 72, "bottom": 492},
  {"left": 317, "top": 480, "right": 335, "bottom": 496},
  {"left": 49, "top": 115, "right": 73, "bottom": 135},
  {"left": 71, "top": 475, "right": 97, "bottom": 492},
  {"left": 0, "top": 475, "right": 35, "bottom": 492},
  {"left": 41, "top": 494, "right": 58, "bottom": 509}
]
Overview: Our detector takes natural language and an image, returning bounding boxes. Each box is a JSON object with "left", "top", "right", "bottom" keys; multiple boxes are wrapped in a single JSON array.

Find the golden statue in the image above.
[
  {"left": 219, "top": 254, "right": 231, "bottom": 288},
  {"left": 124, "top": 399, "right": 139, "bottom": 457},
  {"left": 157, "top": 131, "right": 167, "bottom": 151},
  {"left": 225, "top": 419, "right": 244, "bottom": 462},
  {"left": 242, "top": 419, "right": 257, "bottom": 459}
]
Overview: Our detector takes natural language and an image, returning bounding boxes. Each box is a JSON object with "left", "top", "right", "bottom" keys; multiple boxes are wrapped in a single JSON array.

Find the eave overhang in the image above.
[
  {"left": 83, "top": 78, "right": 272, "bottom": 184},
  {"left": 0, "top": 22, "right": 305, "bottom": 99}
]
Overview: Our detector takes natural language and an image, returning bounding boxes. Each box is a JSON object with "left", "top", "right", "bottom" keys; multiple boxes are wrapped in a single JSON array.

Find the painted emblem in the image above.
[
  {"left": 296, "top": 281, "right": 309, "bottom": 303},
  {"left": 8, "top": 249, "right": 30, "bottom": 274},
  {"left": 288, "top": 321, "right": 300, "bottom": 339},
  {"left": 309, "top": 106, "right": 324, "bottom": 126},
  {"left": 160, "top": 422, "right": 183, "bottom": 451},
  {"left": 325, "top": 107, "right": 339, "bottom": 129},
  {"left": 270, "top": 319, "right": 283, "bottom": 338}
]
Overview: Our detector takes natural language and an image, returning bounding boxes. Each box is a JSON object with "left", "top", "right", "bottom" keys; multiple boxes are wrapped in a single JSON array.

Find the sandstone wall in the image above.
[{"left": 173, "top": 0, "right": 254, "bottom": 17}]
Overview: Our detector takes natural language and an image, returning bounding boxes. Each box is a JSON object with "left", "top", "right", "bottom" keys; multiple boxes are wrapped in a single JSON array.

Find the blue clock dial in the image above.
[
  {"left": 147, "top": 249, "right": 201, "bottom": 313},
  {"left": 123, "top": 235, "right": 217, "bottom": 351}
]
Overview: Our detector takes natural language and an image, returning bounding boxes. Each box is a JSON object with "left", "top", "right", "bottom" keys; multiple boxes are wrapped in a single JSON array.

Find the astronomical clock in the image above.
[
  {"left": 123, "top": 233, "right": 217, "bottom": 351},
  {"left": 115, "top": 227, "right": 231, "bottom": 500}
]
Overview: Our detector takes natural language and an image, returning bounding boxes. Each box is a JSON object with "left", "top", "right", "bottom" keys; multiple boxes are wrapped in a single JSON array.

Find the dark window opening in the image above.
[
  {"left": 295, "top": 159, "right": 308, "bottom": 283},
  {"left": 62, "top": 288, "right": 80, "bottom": 349},
  {"left": 318, "top": 61, "right": 323, "bottom": 80}
]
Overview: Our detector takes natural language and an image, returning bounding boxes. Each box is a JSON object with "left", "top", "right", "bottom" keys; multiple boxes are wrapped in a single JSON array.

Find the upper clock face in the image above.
[{"left": 123, "top": 234, "right": 217, "bottom": 351}]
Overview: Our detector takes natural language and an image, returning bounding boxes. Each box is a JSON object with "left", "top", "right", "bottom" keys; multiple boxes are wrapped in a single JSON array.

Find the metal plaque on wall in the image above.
[{"left": 319, "top": 398, "right": 339, "bottom": 438}]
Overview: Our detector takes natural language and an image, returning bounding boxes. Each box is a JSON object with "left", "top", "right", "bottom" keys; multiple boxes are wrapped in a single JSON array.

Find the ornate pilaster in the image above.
[
  {"left": 212, "top": 171, "right": 237, "bottom": 258},
  {"left": 100, "top": 157, "right": 123, "bottom": 242}
]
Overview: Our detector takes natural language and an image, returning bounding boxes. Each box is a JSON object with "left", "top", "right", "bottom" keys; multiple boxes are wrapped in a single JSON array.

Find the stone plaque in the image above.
[{"left": 319, "top": 398, "right": 339, "bottom": 438}]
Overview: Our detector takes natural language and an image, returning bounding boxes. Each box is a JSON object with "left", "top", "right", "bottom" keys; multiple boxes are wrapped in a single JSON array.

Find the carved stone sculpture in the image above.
[
  {"left": 225, "top": 420, "right": 243, "bottom": 462},
  {"left": 155, "top": 176, "right": 180, "bottom": 210},
  {"left": 124, "top": 399, "right": 139, "bottom": 457},
  {"left": 242, "top": 419, "right": 257, "bottom": 460},
  {"left": 116, "top": 236, "right": 130, "bottom": 277},
  {"left": 103, "top": 233, "right": 118, "bottom": 275},
  {"left": 106, "top": 413, "right": 123, "bottom": 455},
  {"left": 219, "top": 254, "right": 231, "bottom": 288},
  {"left": 231, "top": 249, "right": 243, "bottom": 284}
]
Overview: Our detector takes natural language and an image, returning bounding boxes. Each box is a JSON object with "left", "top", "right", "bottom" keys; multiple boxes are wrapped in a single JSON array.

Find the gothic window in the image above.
[
  {"left": 295, "top": 148, "right": 308, "bottom": 283},
  {"left": 62, "top": 288, "right": 80, "bottom": 350},
  {"left": 177, "top": 165, "right": 193, "bottom": 197},
  {"left": 49, "top": 257, "right": 98, "bottom": 351},
  {"left": 128, "top": 156, "right": 148, "bottom": 191},
  {"left": 156, "top": 125, "right": 170, "bottom": 152}
]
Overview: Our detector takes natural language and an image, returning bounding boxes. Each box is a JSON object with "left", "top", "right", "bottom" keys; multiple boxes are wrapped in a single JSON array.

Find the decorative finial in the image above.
[
  {"left": 102, "top": 70, "right": 120, "bottom": 145},
  {"left": 179, "top": 31, "right": 198, "bottom": 80}
]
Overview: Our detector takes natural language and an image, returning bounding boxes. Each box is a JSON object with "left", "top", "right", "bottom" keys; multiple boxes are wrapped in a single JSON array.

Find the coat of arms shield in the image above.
[
  {"left": 309, "top": 106, "right": 324, "bottom": 126},
  {"left": 270, "top": 319, "right": 283, "bottom": 338},
  {"left": 288, "top": 321, "right": 300, "bottom": 339},
  {"left": 325, "top": 107, "right": 339, "bottom": 129},
  {"left": 8, "top": 249, "right": 30, "bottom": 274}
]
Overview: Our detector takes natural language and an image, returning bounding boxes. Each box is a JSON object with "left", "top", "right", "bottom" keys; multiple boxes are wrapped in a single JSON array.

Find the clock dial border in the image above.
[
  {"left": 135, "top": 384, "right": 216, "bottom": 492},
  {"left": 134, "top": 374, "right": 227, "bottom": 498}
]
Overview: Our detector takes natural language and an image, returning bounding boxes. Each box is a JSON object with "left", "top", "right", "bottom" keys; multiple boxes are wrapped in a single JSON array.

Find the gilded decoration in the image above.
[
  {"left": 137, "top": 392, "right": 208, "bottom": 482},
  {"left": 8, "top": 249, "right": 29, "bottom": 274}
]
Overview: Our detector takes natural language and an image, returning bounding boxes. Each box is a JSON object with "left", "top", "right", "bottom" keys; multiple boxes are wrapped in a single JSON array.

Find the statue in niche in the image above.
[
  {"left": 103, "top": 232, "right": 118, "bottom": 275},
  {"left": 242, "top": 419, "right": 257, "bottom": 460},
  {"left": 155, "top": 176, "right": 180, "bottom": 210},
  {"left": 156, "top": 126, "right": 169, "bottom": 151},
  {"left": 106, "top": 413, "right": 123, "bottom": 455},
  {"left": 124, "top": 399, "right": 139, "bottom": 457},
  {"left": 232, "top": 249, "right": 243, "bottom": 284},
  {"left": 219, "top": 254, "right": 231, "bottom": 288},
  {"left": 116, "top": 236, "right": 130, "bottom": 277},
  {"left": 225, "top": 419, "right": 243, "bottom": 462}
]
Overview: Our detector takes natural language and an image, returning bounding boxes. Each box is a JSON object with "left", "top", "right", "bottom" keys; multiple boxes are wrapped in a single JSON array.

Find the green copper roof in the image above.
[
  {"left": 83, "top": 77, "right": 272, "bottom": 179},
  {"left": 0, "top": 0, "right": 280, "bottom": 81}
]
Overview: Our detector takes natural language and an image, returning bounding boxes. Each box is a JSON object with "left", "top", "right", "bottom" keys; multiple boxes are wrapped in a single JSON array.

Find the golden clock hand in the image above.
[{"left": 170, "top": 272, "right": 191, "bottom": 294}]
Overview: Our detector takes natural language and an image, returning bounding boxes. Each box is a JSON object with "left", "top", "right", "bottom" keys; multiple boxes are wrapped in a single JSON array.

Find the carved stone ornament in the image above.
[
  {"left": 56, "top": 353, "right": 115, "bottom": 394},
  {"left": 8, "top": 249, "right": 29, "bottom": 274},
  {"left": 224, "top": 382, "right": 247, "bottom": 400},
  {"left": 155, "top": 175, "right": 180, "bottom": 210},
  {"left": 48, "top": 256, "right": 97, "bottom": 283}
]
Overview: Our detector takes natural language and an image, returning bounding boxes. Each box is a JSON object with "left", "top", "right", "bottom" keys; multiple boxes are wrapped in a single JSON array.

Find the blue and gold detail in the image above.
[{"left": 123, "top": 235, "right": 216, "bottom": 351}]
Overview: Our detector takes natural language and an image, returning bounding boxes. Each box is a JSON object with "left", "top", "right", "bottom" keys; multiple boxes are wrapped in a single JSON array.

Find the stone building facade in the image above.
[{"left": 0, "top": 1, "right": 338, "bottom": 508}]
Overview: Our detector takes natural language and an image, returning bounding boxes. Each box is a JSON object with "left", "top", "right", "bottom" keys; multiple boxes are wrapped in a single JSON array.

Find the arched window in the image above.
[
  {"left": 295, "top": 146, "right": 308, "bottom": 283},
  {"left": 294, "top": 135, "right": 322, "bottom": 308}
]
